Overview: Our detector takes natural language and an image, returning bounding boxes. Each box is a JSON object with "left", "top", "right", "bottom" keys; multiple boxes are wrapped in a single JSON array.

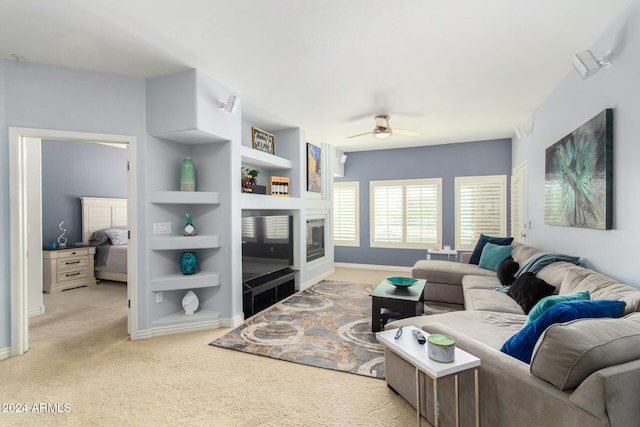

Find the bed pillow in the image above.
[
  {"left": 530, "top": 313, "right": 640, "bottom": 390},
  {"left": 507, "top": 272, "right": 555, "bottom": 314},
  {"left": 524, "top": 290, "right": 590, "bottom": 326},
  {"left": 89, "top": 229, "right": 111, "bottom": 246},
  {"left": 497, "top": 256, "right": 519, "bottom": 286},
  {"left": 479, "top": 243, "right": 513, "bottom": 271},
  {"left": 105, "top": 228, "right": 128, "bottom": 246},
  {"left": 469, "top": 234, "right": 514, "bottom": 265},
  {"left": 500, "top": 299, "right": 626, "bottom": 364}
]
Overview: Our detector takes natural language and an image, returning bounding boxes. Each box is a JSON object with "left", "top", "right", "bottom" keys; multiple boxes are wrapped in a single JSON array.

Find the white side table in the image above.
[
  {"left": 377, "top": 326, "right": 480, "bottom": 427},
  {"left": 427, "top": 249, "right": 458, "bottom": 261}
]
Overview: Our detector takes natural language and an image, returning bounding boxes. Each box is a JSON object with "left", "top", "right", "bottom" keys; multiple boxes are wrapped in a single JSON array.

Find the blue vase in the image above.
[{"left": 180, "top": 251, "right": 197, "bottom": 275}]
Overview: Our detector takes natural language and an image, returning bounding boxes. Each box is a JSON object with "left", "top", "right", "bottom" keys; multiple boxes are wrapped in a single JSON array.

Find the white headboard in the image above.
[{"left": 81, "top": 197, "right": 127, "bottom": 243}]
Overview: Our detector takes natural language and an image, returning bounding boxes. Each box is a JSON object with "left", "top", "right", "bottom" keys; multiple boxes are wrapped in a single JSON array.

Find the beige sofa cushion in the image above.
[
  {"left": 560, "top": 268, "right": 640, "bottom": 315},
  {"left": 530, "top": 313, "right": 640, "bottom": 390},
  {"left": 464, "top": 288, "right": 525, "bottom": 314},
  {"left": 412, "top": 259, "right": 495, "bottom": 285}
]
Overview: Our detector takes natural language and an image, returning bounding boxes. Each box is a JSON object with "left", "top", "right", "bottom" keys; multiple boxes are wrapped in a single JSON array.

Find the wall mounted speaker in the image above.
[{"left": 339, "top": 154, "right": 347, "bottom": 164}]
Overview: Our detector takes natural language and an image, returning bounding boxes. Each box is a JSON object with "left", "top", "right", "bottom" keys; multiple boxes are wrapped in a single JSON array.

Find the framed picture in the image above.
[
  {"left": 544, "top": 109, "right": 613, "bottom": 230},
  {"left": 307, "top": 143, "right": 321, "bottom": 193},
  {"left": 251, "top": 127, "right": 275, "bottom": 155}
]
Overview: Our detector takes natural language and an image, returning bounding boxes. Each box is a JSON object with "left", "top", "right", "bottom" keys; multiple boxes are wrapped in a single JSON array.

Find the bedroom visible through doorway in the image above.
[{"left": 9, "top": 127, "right": 138, "bottom": 357}]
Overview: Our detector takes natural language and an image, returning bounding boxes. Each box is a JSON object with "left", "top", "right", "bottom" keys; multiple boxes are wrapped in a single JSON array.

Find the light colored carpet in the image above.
[{"left": 0, "top": 269, "right": 427, "bottom": 426}]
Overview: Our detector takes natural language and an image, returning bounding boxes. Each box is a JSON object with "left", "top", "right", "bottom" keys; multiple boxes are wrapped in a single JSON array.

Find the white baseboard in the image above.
[
  {"left": 0, "top": 347, "right": 11, "bottom": 361},
  {"left": 299, "top": 267, "right": 336, "bottom": 291},
  {"left": 334, "top": 262, "right": 412, "bottom": 272},
  {"left": 134, "top": 313, "right": 244, "bottom": 340},
  {"left": 29, "top": 305, "right": 45, "bottom": 317}
]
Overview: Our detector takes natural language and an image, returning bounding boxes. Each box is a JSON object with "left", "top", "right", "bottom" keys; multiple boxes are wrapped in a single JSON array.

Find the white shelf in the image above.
[
  {"left": 150, "top": 272, "right": 220, "bottom": 292},
  {"left": 150, "top": 191, "right": 220, "bottom": 204},
  {"left": 240, "top": 193, "right": 331, "bottom": 211},
  {"left": 149, "top": 235, "right": 220, "bottom": 251},
  {"left": 152, "top": 129, "right": 231, "bottom": 145},
  {"left": 241, "top": 146, "right": 292, "bottom": 170},
  {"left": 152, "top": 309, "right": 220, "bottom": 328}
]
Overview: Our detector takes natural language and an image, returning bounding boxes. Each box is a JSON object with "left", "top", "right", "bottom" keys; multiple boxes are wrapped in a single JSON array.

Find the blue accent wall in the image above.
[
  {"left": 41, "top": 140, "right": 127, "bottom": 246},
  {"left": 334, "top": 139, "right": 512, "bottom": 267}
]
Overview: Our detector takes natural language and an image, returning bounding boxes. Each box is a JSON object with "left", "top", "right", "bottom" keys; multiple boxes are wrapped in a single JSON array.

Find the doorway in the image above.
[{"left": 9, "top": 127, "right": 138, "bottom": 357}]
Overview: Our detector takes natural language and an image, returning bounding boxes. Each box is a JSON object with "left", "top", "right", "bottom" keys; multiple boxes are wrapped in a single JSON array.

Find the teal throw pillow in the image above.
[
  {"left": 524, "top": 290, "right": 590, "bottom": 326},
  {"left": 479, "top": 243, "right": 513, "bottom": 271},
  {"left": 469, "top": 234, "right": 514, "bottom": 265}
]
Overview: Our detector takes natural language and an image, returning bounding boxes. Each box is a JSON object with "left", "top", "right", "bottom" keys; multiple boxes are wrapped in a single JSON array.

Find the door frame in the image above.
[{"left": 9, "top": 127, "right": 139, "bottom": 356}]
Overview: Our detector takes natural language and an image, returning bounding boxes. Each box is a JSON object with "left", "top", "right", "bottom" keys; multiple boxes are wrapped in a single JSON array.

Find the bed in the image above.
[{"left": 81, "top": 197, "right": 128, "bottom": 283}]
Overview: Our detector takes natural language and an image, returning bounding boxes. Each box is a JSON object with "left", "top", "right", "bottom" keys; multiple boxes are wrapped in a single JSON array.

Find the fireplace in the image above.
[{"left": 306, "top": 219, "right": 325, "bottom": 262}]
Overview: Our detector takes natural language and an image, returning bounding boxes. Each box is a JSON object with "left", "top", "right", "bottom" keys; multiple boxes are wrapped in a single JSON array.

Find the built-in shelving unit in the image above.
[{"left": 146, "top": 69, "right": 242, "bottom": 335}]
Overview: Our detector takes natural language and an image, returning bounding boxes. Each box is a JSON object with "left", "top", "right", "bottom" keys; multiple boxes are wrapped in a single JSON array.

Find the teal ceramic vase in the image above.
[
  {"left": 180, "top": 251, "right": 197, "bottom": 275},
  {"left": 180, "top": 157, "right": 195, "bottom": 191}
]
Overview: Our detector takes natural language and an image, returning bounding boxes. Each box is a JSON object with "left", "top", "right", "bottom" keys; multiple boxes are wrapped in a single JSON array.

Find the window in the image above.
[
  {"left": 370, "top": 178, "right": 442, "bottom": 249},
  {"left": 333, "top": 181, "right": 359, "bottom": 247},
  {"left": 455, "top": 175, "right": 507, "bottom": 251}
]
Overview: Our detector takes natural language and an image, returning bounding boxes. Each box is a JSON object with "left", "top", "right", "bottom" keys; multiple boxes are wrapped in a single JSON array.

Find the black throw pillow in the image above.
[
  {"left": 507, "top": 272, "right": 555, "bottom": 314},
  {"left": 497, "top": 256, "right": 519, "bottom": 286}
]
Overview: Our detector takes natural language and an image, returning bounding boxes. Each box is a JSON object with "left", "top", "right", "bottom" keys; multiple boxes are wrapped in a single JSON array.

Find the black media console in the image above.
[{"left": 242, "top": 267, "right": 296, "bottom": 318}]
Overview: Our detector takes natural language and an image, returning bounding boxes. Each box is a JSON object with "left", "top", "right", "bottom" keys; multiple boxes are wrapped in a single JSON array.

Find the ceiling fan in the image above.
[{"left": 347, "top": 114, "right": 421, "bottom": 139}]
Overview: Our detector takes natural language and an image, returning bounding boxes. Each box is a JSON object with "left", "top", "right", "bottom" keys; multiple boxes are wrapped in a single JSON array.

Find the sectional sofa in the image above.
[{"left": 384, "top": 243, "right": 640, "bottom": 427}]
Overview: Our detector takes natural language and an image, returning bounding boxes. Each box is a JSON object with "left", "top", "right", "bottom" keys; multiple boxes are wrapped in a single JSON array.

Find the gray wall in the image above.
[
  {"left": 42, "top": 140, "right": 127, "bottom": 246},
  {"left": 335, "top": 139, "right": 512, "bottom": 267},
  {"left": 512, "top": 2, "right": 640, "bottom": 288},
  {"left": 0, "top": 60, "right": 148, "bottom": 348}
]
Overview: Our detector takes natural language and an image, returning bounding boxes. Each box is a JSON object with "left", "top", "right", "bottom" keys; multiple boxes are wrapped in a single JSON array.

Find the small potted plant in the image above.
[
  {"left": 241, "top": 167, "right": 260, "bottom": 191},
  {"left": 247, "top": 168, "right": 259, "bottom": 184}
]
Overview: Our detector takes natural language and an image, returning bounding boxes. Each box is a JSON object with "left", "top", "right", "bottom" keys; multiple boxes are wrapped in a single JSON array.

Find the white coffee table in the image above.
[{"left": 377, "top": 326, "right": 480, "bottom": 427}]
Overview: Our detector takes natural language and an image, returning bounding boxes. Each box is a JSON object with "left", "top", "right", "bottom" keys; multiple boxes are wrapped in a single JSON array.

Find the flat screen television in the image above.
[{"left": 242, "top": 214, "right": 294, "bottom": 281}]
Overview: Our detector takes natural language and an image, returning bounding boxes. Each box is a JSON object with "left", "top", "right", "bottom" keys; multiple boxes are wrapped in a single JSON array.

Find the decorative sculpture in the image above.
[
  {"left": 57, "top": 221, "right": 68, "bottom": 248},
  {"left": 182, "top": 213, "right": 196, "bottom": 236},
  {"left": 182, "top": 291, "right": 199, "bottom": 316}
]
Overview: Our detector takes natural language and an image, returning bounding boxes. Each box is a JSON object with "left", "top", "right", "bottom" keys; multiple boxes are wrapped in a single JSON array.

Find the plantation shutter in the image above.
[
  {"left": 406, "top": 184, "right": 439, "bottom": 245},
  {"left": 333, "top": 182, "right": 359, "bottom": 246},
  {"left": 455, "top": 175, "right": 507, "bottom": 250},
  {"left": 370, "top": 178, "right": 441, "bottom": 249}
]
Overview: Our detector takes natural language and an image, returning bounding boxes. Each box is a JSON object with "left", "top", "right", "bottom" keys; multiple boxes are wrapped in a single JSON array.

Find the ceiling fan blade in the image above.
[
  {"left": 346, "top": 131, "right": 373, "bottom": 139},
  {"left": 392, "top": 129, "right": 421, "bottom": 137}
]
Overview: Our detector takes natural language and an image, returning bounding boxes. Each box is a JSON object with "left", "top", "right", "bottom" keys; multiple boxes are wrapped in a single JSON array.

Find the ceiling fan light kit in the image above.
[{"left": 374, "top": 128, "right": 392, "bottom": 138}]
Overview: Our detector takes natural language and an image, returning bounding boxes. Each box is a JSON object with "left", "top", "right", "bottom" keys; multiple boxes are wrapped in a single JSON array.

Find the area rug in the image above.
[
  {"left": 211, "top": 280, "right": 386, "bottom": 379},
  {"left": 210, "top": 279, "right": 463, "bottom": 380}
]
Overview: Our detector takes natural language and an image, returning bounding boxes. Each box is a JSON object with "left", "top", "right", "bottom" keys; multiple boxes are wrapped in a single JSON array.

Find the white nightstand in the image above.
[{"left": 43, "top": 246, "right": 96, "bottom": 293}]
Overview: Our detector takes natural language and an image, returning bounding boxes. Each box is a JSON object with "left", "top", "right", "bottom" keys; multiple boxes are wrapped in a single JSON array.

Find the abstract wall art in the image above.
[{"left": 544, "top": 109, "right": 613, "bottom": 230}]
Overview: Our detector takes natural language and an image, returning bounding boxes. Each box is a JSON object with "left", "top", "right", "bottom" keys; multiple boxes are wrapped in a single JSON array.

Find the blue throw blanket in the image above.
[{"left": 515, "top": 253, "right": 581, "bottom": 278}]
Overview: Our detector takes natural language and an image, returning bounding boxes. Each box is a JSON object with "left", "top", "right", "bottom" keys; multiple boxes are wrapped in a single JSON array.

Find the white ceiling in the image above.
[{"left": 0, "top": 0, "right": 630, "bottom": 151}]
